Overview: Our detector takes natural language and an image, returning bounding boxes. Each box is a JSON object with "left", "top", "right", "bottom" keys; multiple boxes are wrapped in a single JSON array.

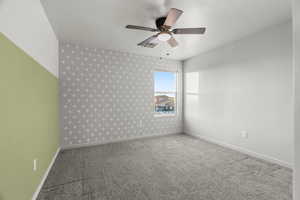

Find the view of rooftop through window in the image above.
[{"left": 154, "top": 71, "right": 177, "bottom": 115}]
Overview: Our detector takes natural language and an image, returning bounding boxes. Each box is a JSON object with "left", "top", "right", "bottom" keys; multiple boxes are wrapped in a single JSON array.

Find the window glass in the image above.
[{"left": 154, "top": 71, "right": 177, "bottom": 115}]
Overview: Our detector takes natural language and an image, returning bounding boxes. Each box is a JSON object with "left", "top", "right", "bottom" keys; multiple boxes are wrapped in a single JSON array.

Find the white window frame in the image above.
[{"left": 153, "top": 70, "right": 178, "bottom": 117}]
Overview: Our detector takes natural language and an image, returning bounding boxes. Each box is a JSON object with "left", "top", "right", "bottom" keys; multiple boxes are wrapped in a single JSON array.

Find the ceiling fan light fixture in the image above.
[{"left": 157, "top": 32, "right": 171, "bottom": 41}]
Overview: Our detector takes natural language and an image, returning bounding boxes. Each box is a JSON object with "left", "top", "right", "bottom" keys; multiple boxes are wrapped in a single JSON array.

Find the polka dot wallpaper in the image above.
[{"left": 60, "top": 43, "right": 183, "bottom": 148}]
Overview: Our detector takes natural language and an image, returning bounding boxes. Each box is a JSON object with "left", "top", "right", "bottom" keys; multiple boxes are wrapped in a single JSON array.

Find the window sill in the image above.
[{"left": 154, "top": 114, "right": 177, "bottom": 118}]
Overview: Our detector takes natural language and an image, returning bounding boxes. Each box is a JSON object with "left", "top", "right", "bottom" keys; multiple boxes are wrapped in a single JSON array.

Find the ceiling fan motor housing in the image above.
[{"left": 155, "top": 17, "right": 167, "bottom": 30}]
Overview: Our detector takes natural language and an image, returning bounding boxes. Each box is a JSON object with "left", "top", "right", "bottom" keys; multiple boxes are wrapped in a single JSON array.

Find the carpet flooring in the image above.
[{"left": 37, "top": 134, "right": 293, "bottom": 200}]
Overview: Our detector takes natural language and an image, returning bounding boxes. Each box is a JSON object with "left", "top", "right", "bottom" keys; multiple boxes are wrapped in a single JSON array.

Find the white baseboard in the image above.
[
  {"left": 32, "top": 148, "right": 61, "bottom": 200},
  {"left": 62, "top": 132, "right": 183, "bottom": 150},
  {"left": 184, "top": 131, "right": 293, "bottom": 169}
]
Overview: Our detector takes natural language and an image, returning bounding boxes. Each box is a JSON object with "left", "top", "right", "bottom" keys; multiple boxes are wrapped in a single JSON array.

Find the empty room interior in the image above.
[{"left": 1, "top": 0, "right": 300, "bottom": 199}]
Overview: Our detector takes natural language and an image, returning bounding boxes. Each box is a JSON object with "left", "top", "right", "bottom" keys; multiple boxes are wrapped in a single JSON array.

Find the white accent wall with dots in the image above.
[{"left": 60, "top": 43, "right": 183, "bottom": 148}]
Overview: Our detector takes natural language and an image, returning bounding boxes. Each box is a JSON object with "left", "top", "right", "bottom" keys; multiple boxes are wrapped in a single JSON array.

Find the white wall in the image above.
[
  {"left": 294, "top": 0, "right": 300, "bottom": 198},
  {"left": 183, "top": 21, "right": 293, "bottom": 167},
  {"left": 0, "top": 0, "right": 58, "bottom": 77}
]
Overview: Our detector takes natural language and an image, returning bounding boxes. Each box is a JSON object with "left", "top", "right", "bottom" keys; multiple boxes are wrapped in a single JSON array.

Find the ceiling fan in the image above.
[{"left": 125, "top": 8, "right": 206, "bottom": 48}]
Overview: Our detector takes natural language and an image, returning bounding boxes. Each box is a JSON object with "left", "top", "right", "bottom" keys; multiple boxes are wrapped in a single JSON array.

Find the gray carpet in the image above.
[{"left": 37, "top": 134, "right": 292, "bottom": 200}]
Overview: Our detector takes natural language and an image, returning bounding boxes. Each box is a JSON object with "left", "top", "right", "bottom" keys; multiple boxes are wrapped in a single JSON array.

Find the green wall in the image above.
[{"left": 0, "top": 33, "right": 59, "bottom": 200}]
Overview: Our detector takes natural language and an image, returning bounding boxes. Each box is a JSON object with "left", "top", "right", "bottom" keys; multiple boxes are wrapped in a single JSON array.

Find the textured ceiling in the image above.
[{"left": 42, "top": 0, "right": 291, "bottom": 60}]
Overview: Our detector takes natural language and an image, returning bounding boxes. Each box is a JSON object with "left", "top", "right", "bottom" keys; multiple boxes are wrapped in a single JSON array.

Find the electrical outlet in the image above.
[
  {"left": 33, "top": 159, "right": 38, "bottom": 171},
  {"left": 241, "top": 131, "right": 248, "bottom": 139}
]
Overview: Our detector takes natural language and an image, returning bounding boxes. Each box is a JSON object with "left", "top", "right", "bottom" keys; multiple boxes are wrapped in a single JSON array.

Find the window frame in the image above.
[{"left": 153, "top": 70, "right": 178, "bottom": 117}]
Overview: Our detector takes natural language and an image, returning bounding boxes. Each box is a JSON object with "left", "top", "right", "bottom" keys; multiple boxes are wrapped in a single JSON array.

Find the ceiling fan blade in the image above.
[
  {"left": 164, "top": 8, "right": 183, "bottom": 27},
  {"left": 172, "top": 28, "right": 206, "bottom": 34},
  {"left": 138, "top": 35, "right": 159, "bottom": 48},
  {"left": 167, "top": 37, "right": 178, "bottom": 48},
  {"left": 126, "top": 25, "right": 159, "bottom": 32}
]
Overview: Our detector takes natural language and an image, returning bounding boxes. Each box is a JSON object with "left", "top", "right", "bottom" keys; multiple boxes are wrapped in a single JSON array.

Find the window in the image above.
[{"left": 154, "top": 71, "right": 177, "bottom": 116}]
